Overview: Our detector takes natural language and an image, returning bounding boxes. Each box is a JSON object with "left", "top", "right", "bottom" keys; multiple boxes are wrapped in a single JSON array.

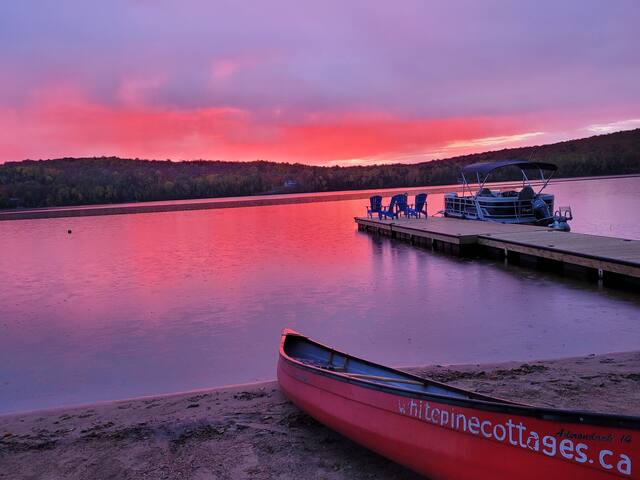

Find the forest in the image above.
[{"left": 1, "top": 129, "right": 639, "bottom": 209}]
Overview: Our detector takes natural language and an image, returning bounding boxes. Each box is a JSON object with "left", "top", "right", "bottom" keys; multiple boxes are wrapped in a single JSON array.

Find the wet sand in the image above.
[{"left": 1, "top": 351, "right": 639, "bottom": 479}]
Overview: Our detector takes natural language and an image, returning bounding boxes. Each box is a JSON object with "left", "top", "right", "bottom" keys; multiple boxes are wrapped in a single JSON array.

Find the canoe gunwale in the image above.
[{"left": 279, "top": 329, "right": 640, "bottom": 430}]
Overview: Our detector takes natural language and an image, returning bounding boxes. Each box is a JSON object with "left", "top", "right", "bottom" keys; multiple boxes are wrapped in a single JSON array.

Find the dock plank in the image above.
[
  {"left": 355, "top": 216, "right": 551, "bottom": 241},
  {"left": 478, "top": 230, "right": 640, "bottom": 277}
]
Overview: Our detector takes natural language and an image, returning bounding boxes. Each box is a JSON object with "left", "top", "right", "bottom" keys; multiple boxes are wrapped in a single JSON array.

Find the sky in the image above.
[{"left": 0, "top": 0, "right": 638, "bottom": 166}]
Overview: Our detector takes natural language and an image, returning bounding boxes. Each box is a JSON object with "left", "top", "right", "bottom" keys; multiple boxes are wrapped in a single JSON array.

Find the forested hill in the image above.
[{"left": 1, "top": 129, "right": 639, "bottom": 209}]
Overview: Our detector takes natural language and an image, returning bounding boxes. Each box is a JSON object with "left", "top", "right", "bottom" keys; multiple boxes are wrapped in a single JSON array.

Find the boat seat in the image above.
[{"left": 518, "top": 186, "right": 535, "bottom": 201}]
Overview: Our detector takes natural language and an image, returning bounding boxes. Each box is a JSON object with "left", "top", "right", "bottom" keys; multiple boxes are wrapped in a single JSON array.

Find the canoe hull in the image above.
[{"left": 278, "top": 353, "right": 637, "bottom": 479}]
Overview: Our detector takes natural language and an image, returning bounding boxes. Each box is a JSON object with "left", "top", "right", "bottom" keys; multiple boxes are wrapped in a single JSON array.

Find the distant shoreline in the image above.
[
  {"left": 1, "top": 351, "right": 638, "bottom": 479},
  {"left": 1, "top": 173, "right": 639, "bottom": 222}
]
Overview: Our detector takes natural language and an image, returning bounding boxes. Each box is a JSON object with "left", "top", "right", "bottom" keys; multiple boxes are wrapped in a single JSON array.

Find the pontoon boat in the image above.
[{"left": 443, "top": 159, "right": 571, "bottom": 230}]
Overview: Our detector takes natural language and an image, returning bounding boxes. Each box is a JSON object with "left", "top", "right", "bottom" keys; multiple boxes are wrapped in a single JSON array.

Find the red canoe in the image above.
[{"left": 277, "top": 329, "right": 639, "bottom": 479}]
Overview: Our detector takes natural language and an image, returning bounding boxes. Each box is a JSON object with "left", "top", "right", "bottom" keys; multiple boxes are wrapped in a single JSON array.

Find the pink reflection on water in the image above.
[{"left": 0, "top": 177, "right": 639, "bottom": 414}]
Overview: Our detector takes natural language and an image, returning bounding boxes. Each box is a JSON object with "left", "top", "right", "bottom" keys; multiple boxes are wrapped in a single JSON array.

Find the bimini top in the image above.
[{"left": 462, "top": 159, "right": 558, "bottom": 178}]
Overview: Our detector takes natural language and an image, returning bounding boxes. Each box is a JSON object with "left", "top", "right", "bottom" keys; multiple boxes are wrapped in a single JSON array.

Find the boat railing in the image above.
[
  {"left": 445, "top": 194, "right": 553, "bottom": 220},
  {"left": 555, "top": 206, "right": 573, "bottom": 221}
]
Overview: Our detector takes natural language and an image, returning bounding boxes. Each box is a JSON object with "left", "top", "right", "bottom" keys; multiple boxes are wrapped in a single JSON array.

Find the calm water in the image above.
[{"left": 1, "top": 176, "right": 639, "bottom": 414}]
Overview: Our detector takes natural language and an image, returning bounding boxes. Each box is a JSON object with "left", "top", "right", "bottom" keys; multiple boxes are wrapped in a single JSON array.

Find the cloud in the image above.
[
  {"left": 443, "top": 132, "right": 546, "bottom": 150},
  {"left": 0, "top": 88, "right": 528, "bottom": 164},
  {"left": 585, "top": 119, "right": 640, "bottom": 135},
  {"left": 0, "top": 1, "right": 638, "bottom": 163}
]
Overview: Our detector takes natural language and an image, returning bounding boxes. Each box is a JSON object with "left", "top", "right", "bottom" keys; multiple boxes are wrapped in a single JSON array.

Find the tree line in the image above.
[{"left": 1, "top": 129, "right": 639, "bottom": 209}]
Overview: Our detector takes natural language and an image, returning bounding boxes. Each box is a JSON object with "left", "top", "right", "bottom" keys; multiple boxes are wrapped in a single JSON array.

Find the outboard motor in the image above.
[
  {"left": 550, "top": 206, "right": 572, "bottom": 232},
  {"left": 532, "top": 196, "right": 552, "bottom": 221}
]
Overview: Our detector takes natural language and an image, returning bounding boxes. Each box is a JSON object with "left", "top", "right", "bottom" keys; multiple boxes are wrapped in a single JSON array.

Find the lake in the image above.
[{"left": 1, "top": 176, "right": 639, "bottom": 414}]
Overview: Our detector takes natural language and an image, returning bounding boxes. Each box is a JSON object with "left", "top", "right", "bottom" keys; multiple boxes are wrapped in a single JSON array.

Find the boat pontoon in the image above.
[{"left": 444, "top": 160, "right": 572, "bottom": 230}]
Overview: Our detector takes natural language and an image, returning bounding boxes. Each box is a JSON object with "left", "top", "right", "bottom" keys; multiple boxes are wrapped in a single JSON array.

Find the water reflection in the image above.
[{"left": 0, "top": 177, "right": 638, "bottom": 414}]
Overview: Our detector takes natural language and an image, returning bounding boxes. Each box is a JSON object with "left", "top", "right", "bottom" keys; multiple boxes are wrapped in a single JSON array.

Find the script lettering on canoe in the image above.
[{"left": 397, "top": 398, "right": 633, "bottom": 477}]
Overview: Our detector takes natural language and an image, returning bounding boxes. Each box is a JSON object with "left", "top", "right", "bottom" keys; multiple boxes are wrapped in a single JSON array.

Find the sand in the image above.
[{"left": 1, "top": 351, "right": 639, "bottom": 479}]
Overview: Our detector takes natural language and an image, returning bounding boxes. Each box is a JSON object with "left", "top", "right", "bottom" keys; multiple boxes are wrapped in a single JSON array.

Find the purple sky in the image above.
[{"left": 0, "top": 0, "right": 638, "bottom": 164}]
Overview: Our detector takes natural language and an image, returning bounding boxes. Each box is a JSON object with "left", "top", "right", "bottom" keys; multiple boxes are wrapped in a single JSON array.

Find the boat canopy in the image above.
[{"left": 462, "top": 159, "right": 557, "bottom": 178}]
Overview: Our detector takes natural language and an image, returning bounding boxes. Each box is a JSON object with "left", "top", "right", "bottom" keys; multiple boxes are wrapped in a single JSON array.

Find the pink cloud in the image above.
[
  {"left": 0, "top": 2, "right": 637, "bottom": 165},
  {"left": 0, "top": 83, "right": 637, "bottom": 165},
  {"left": 0, "top": 86, "right": 536, "bottom": 164},
  {"left": 117, "top": 76, "right": 166, "bottom": 106},
  {"left": 211, "top": 60, "right": 241, "bottom": 82}
]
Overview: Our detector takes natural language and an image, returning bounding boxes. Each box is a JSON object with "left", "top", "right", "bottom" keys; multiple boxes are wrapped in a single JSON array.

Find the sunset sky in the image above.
[{"left": 1, "top": 1, "right": 638, "bottom": 165}]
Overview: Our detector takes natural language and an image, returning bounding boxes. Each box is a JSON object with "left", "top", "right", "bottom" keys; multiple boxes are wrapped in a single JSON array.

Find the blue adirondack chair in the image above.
[
  {"left": 396, "top": 193, "right": 410, "bottom": 217},
  {"left": 406, "top": 193, "right": 427, "bottom": 218},
  {"left": 366, "top": 195, "right": 383, "bottom": 218},
  {"left": 380, "top": 193, "right": 407, "bottom": 219}
]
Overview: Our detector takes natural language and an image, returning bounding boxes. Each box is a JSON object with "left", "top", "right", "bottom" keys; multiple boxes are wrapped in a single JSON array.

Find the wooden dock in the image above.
[{"left": 355, "top": 216, "right": 640, "bottom": 289}]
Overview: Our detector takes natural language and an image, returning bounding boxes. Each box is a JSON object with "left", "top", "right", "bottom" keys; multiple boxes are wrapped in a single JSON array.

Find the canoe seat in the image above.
[{"left": 299, "top": 357, "right": 345, "bottom": 371}]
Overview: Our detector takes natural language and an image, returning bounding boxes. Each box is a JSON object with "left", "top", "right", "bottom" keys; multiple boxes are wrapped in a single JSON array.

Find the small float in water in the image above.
[
  {"left": 278, "top": 329, "right": 638, "bottom": 479},
  {"left": 443, "top": 159, "right": 572, "bottom": 231}
]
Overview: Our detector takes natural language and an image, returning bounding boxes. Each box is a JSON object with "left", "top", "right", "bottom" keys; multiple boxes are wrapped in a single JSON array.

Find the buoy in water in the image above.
[{"left": 67, "top": 229, "right": 72, "bottom": 234}]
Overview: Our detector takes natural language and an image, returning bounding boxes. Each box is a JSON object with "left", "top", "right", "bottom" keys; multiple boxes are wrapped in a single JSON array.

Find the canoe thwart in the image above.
[{"left": 342, "top": 372, "right": 425, "bottom": 386}]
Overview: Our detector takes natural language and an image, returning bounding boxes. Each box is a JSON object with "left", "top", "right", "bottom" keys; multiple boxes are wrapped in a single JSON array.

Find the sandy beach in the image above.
[{"left": 1, "top": 351, "right": 639, "bottom": 479}]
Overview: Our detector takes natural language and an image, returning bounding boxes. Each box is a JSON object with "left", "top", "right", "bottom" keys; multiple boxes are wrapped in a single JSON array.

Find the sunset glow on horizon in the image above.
[{"left": 0, "top": 1, "right": 638, "bottom": 165}]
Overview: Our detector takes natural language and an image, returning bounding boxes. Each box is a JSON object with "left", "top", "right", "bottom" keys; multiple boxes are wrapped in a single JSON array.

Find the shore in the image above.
[
  {"left": 2, "top": 173, "right": 638, "bottom": 222},
  {"left": 1, "top": 351, "right": 639, "bottom": 479}
]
